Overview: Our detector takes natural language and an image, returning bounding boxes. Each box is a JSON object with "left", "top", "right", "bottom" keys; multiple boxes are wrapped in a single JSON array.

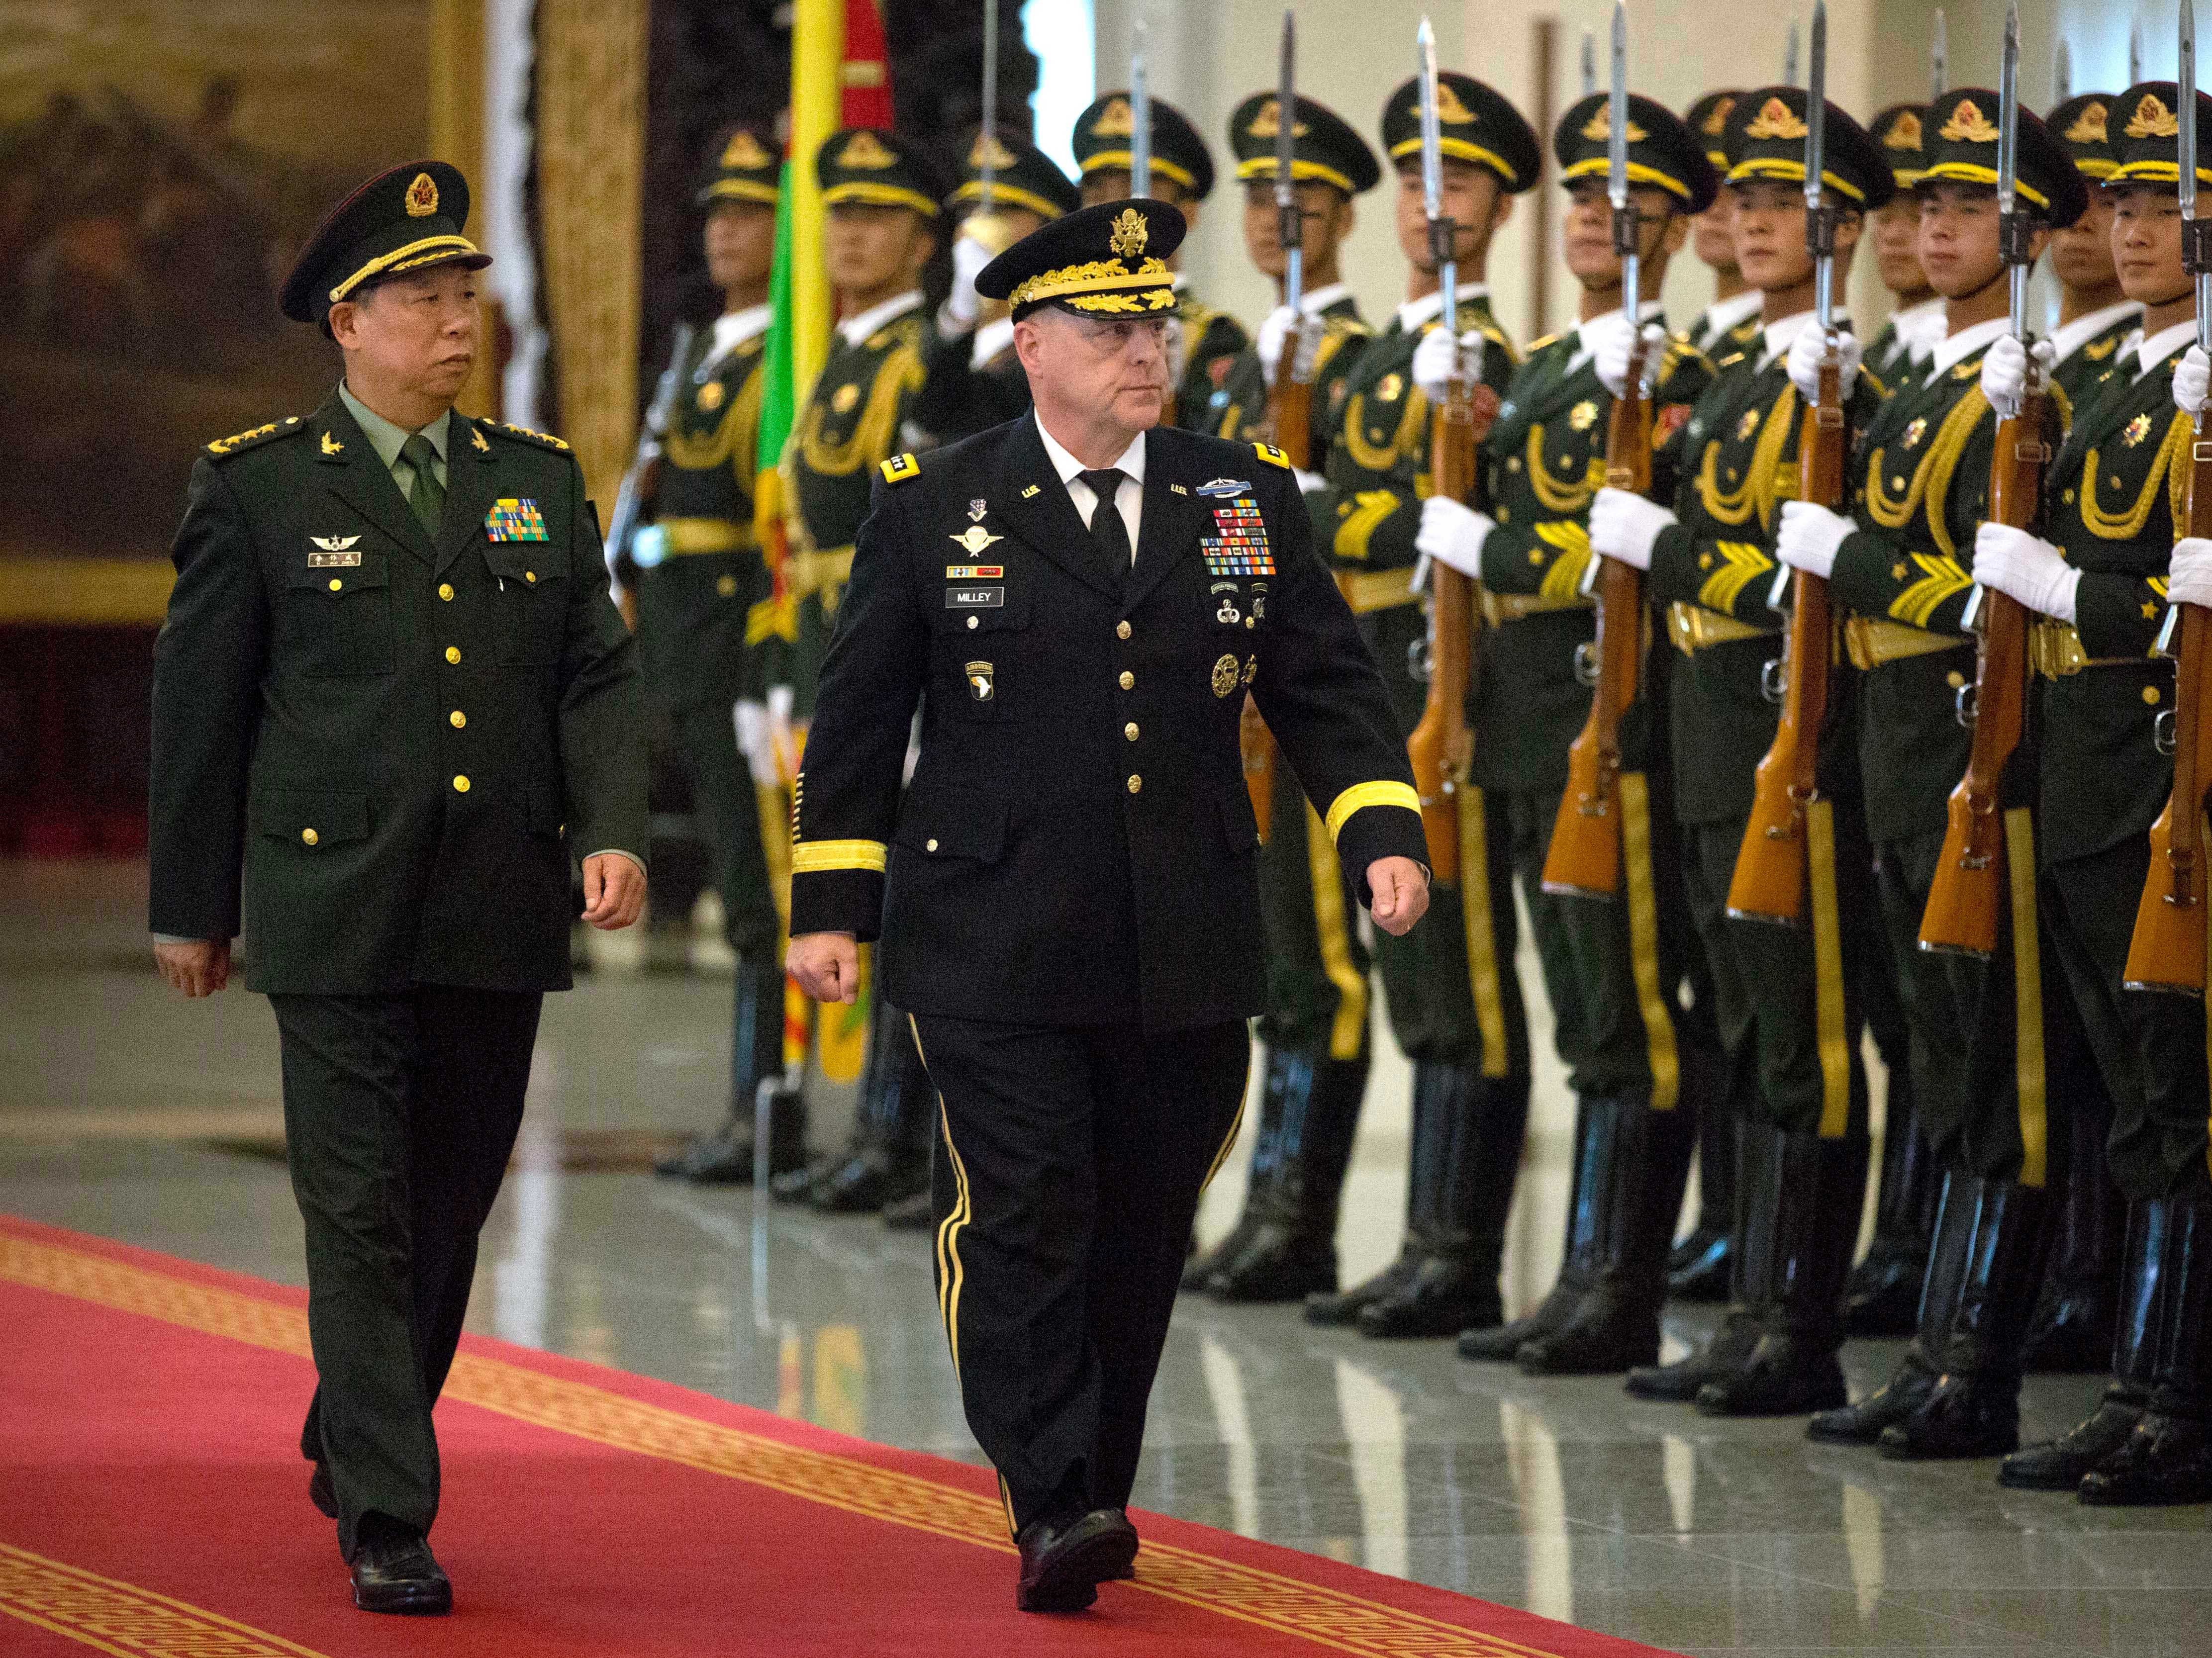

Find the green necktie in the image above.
[{"left": 400, "top": 433, "right": 445, "bottom": 534}]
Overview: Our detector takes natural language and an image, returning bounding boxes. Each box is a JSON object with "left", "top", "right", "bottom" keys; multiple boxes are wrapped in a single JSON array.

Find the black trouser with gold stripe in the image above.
[
  {"left": 910, "top": 1013, "right": 1249, "bottom": 1531},
  {"left": 272, "top": 987, "right": 540, "bottom": 1560},
  {"left": 1254, "top": 762, "right": 1373, "bottom": 1062}
]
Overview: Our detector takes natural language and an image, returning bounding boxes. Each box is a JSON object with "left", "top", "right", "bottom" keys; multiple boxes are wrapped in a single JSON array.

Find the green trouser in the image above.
[
  {"left": 1494, "top": 785, "right": 1594, "bottom": 1088},
  {"left": 671, "top": 700, "right": 779, "bottom": 959},
  {"left": 1254, "top": 758, "right": 1373, "bottom": 1063}
]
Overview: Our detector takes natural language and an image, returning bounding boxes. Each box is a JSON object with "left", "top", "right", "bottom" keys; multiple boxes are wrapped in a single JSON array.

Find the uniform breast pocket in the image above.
[
  {"left": 284, "top": 554, "right": 393, "bottom": 676},
  {"left": 484, "top": 542, "right": 568, "bottom": 665},
  {"left": 930, "top": 585, "right": 1032, "bottom": 721}
]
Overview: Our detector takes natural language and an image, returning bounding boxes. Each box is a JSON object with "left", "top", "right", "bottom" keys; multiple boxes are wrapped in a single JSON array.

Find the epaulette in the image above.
[
  {"left": 1863, "top": 365, "right": 1892, "bottom": 399},
  {"left": 880, "top": 453, "right": 922, "bottom": 484},
  {"left": 1252, "top": 442, "right": 1292, "bottom": 469},
  {"left": 494, "top": 421, "right": 572, "bottom": 452},
  {"left": 205, "top": 415, "right": 304, "bottom": 459},
  {"left": 1526, "top": 330, "right": 1566, "bottom": 356}
]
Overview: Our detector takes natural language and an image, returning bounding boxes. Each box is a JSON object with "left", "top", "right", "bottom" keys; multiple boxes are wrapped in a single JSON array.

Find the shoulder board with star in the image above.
[
  {"left": 494, "top": 421, "right": 572, "bottom": 452},
  {"left": 1252, "top": 442, "right": 1292, "bottom": 470},
  {"left": 204, "top": 415, "right": 306, "bottom": 460},
  {"left": 880, "top": 453, "right": 922, "bottom": 485},
  {"left": 865, "top": 313, "right": 927, "bottom": 353}
]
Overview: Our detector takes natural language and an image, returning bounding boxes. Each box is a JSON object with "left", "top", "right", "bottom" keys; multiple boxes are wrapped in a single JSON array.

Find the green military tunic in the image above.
[
  {"left": 1172, "top": 283, "right": 1251, "bottom": 431},
  {"left": 2049, "top": 302, "right": 2140, "bottom": 407},
  {"left": 1207, "top": 288, "right": 1370, "bottom": 451}
]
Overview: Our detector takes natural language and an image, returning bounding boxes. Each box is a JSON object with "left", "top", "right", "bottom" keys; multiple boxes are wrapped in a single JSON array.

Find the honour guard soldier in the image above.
[
  {"left": 1071, "top": 92, "right": 1248, "bottom": 427},
  {"left": 1681, "top": 92, "right": 1763, "bottom": 359},
  {"left": 1590, "top": 88, "right": 1892, "bottom": 1416},
  {"left": 2045, "top": 93, "right": 2142, "bottom": 405},
  {"left": 1989, "top": 84, "right": 2212, "bottom": 1505},
  {"left": 1784, "top": 94, "right": 2097, "bottom": 1457},
  {"left": 1863, "top": 103, "right": 1946, "bottom": 389},
  {"left": 149, "top": 161, "right": 647, "bottom": 1611},
  {"left": 649, "top": 129, "right": 805, "bottom": 1188},
  {"left": 915, "top": 130, "right": 1080, "bottom": 444},
  {"left": 1444, "top": 92, "right": 1724, "bottom": 1375},
  {"left": 1299, "top": 71, "right": 1542, "bottom": 1340},
  {"left": 1188, "top": 88, "right": 1384, "bottom": 1303},
  {"left": 784, "top": 199, "right": 1431, "bottom": 1607},
  {"left": 774, "top": 126, "right": 943, "bottom": 1214}
]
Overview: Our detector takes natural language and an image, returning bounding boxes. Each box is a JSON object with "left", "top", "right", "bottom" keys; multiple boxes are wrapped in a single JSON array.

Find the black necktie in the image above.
[{"left": 1078, "top": 467, "right": 1130, "bottom": 581}]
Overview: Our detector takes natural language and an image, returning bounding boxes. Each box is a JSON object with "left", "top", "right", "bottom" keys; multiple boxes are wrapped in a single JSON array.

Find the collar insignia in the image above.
[{"left": 319, "top": 432, "right": 344, "bottom": 456}]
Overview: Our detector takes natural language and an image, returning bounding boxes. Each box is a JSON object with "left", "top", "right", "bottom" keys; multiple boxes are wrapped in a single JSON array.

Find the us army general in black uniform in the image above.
[
  {"left": 784, "top": 200, "right": 1429, "bottom": 1613},
  {"left": 147, "top": 162, "right": 647, "bottom": 1615}
]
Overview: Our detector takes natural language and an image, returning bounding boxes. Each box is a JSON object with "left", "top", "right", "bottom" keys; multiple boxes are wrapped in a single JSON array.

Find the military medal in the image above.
[
  {"left": 486, "top": 498, "right": 549, "bottom": 542},
  {"left": 1201, "top": 494, "right": 1274, "bottom": 577}
]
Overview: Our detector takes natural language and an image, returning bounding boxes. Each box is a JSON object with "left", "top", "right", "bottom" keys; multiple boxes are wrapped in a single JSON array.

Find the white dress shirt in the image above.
[
  {"left": 1757, "top": 308, "right": 1852, "bottom": 371},
  {"left": 1395, "top": 283, "right": 1492, "bottom": 336},
  {"left": 2135, "top": 319, "right": 2197, "bottom": 381},
  {"left": 1926, "top": 316, "right": 2011, "bottom": 380},
  {"left": 1698, "top": 288, "right": 1765, "bottom": 346},
  {"left": 2049, "top": 299, "right": 2141, "bottom": 370},
  {"left": 837, "top": 289, "right": 923, "bottom": 348},
  {"left": 702, "top": 302, "right": 773, "bottom": 372},
  {"left": 1035, "top": 413, "right": 1147, "bottom": 559}
]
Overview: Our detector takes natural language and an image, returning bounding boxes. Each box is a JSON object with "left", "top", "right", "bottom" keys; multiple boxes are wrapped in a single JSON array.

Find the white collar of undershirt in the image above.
[
  {"left": 2137, "top": 319, "right": 2197, "bottom": 380},
  {"left": 1034, "top": 412, "right": 1147, "bottom": 488},
  {"left": 837, "top": 289, "right": 921, "bottom": 347},
  {"left": 1296, "top": 281, "right": 1351, "bottom": 316},
  {"left": 1927, "top": 316, "right": 2011, "bottom": 379},
  {"left": 971, "top": 315, "right": 1016, "bottom": 370},
  {"left": 1758, "top": 308, "right": 1849, "bottom": 370},
  {"left": 1888, "top": 296, "right": 1946, "bottom": 361},
  {"left": 1701, "top": 288, "right": 1764, "bottom": 341},
  {"left": 704, "top": 303, "right": 772, "bottom": 368},
  {"left": 2050, "top": 299, "right": 2141, "bottom": 366},
  {"left": 1396, "top": 284, "right": 1489, "bottom": 334},
  {"left": 1571, "top": 299, "right": 1664, "bottom": 370}
]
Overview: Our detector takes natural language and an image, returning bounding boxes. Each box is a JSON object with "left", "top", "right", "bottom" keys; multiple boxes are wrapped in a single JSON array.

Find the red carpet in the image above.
[{"left": 0, "top": 1215, "right": 1684, "bottom": 1657}]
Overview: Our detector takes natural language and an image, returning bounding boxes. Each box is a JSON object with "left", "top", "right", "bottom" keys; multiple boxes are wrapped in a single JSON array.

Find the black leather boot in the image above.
[
  {"left": 2021, "top": 1090, "right": 2124, "bottom": 1373},
  {"left": 2003, "top": 1200, "right": 2160, "bottom": 1489},
  {"left": 1519, "top": 1095, "right": 1694, "bottom": 1375},
  {"left": 1668, "top": 1043, "right": 1736, "bottom": 1302},
  {"left": 1880, "top": 1176, "right": 2051, "bottom": 1459},
  {"left": 1184, "top": 1053, "right": 1291, "bottom": 1291},
  {"left": 1808, "top": 1170, "right": 1974, "bottom": 1444},
  {"left": 1209, "top": 1054, "right": 1368, "bottom": 1302},
  {"left": 656, "top": 960, "right": 806, "bottom": 1183},
  {"left": 1458, "top": 1093, "right": 1603, "bottom": 1361},
  {"left": 2079, "top": 1197, "right": 2212, "bottom": 1506},
  {"left": 1696, "top": 1127, "right": 1867, "bottom": 1417},
  {"left": 1628, "top": 1115, "right": 1771, "bottom": 1399},
  {"left": 1358, "top": 1065, "right": 1528, "bottom": 1338},
  {"left": 1842, "top": 1068, "right": 1933, "bottom": 1337},
  {"left": 812, "top": 1003, "right": 932, "bottom": 1213},
  {"left": 1305, "top": 1064, "right": 1428, "bottom": 1328}
]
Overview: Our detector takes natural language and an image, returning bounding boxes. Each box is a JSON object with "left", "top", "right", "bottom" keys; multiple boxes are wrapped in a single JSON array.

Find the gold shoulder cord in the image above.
[
  {"left": 1525, "top": 425, "right": 1606, "bottom": 514},
  {"left": 1338, "top": 384, "right": 1429, "bottom": 475},
  {"left": 800, "top": 338, "right": 925, "bottom": 478},
  {"left": 1865, "top": 386, "right": 1989, "bottom": 559},
  {"left": 2081, "top": 410, "right": 2190, "bottom": 541},
  {"left": 1696, "top": 384, "right": 1797, "bottom": 527},
  {"left": 1749, "top": 382, "right": 1799, "bottom": 530}
]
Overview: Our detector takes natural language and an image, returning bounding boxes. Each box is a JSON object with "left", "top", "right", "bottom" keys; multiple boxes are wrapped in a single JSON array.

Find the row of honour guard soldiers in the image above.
[{"left": 633, "top": 19, "right": 2212, "bottom": 1506}]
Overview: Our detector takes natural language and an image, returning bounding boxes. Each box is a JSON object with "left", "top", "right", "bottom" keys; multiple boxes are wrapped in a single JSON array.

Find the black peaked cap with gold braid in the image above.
[
  {"left": 974, "top": 197, "right": 1186, "bottom": 321},
  {"left": 1723, "top": 87, "right": 1894, "bottom": 210},
  {"left": 1684, "top": 91, "right": 1743, "bottom": 173},
  {"left": 1228, "top": 92, "right": 1381, "bottom": 195},
  {"left": 1073, "top": 92, "right": 1216, "bottom": 200},
  {"left": 952, "top": 129, "right": 1080, "bottom": 220},
  {"left": 279, "top": 160, "right": 490, "bottom": 327},
  {"left": 698, "top": 126, "right": 780, "bottom": 206},
  {"left": 1917, "top": 89, "right": 2086, "bottom": 228},
  {"left": 1553, "top": 93, "right": 1719, "bottom": 213},
  {"left": 817, "top": 126, "right": 943, "bottom": 218},
  {"left": 1867, "top": 103, "right": 1926, "bottom": 192},
  {"left": 2106, "top": 83, "right": 2212, "bottom": 189},
  {"left": 2046, "top": 92, "right": 2118, "bottom": 182},
  {"left": 1380, "top": 73, "right": 1540, "bottom": 194}
]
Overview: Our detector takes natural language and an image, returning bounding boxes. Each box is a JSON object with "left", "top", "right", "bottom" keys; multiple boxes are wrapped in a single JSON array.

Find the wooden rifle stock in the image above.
[
  {"left": 1407, "top": 368, "right": 1491, "bottom": 882},
  {"left": 1918, "top": 394, "right": 2046, "bottom": 957},
  {"left": 2123, "top": 433, "right": 2212, "bottom": 994},
  {"left": 1542, "top": 332, "right": 1653, "bottom": 898},
  {"left": 1241, "top": 340, "right": 1317, "bottom": 844},
  {"left": 1725, "top": 355, "right": 1845, "bottom": 923}
]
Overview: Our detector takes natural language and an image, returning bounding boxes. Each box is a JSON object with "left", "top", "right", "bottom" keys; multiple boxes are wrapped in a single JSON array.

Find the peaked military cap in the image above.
[
  {"left": 974, "top": 198, "right": 1186, "bottom": 321},
  {"left": 2046, "top": 92, "right": 2118, "bottom": 182},
  {"left": 1227, "top": 92, "right": 1381, "bottom": 195},
  {"left": 1723, "top": 87, "right": 1895, "bottom": 210},
  {"left": 1072, "top": 92, "right": 1216, "bottom": 200},
  {"left": 2106, "top": 83, "right": 2212, "bottom": 189},
  {"left": 1380, "top": 73, "right": 1541, "bottom": 194},
  {"left": 1917, "top": 89, "right": 2087, "bottom": 228},
  {"left": 279, "top": 160, "right": 490, "bottom": 328},
  {"left": 1553, "top": 93, "right": 1719, "bottom": 213},
  {"left": 698, "top": 126, "right": 780, "bottom": 206},
  {"left": 1867, "top": 103, "right": 1926, "bottom": 191},
  {"left": 1684, "top": 91, "right": 1742, "bottom": 173},
  {"left": 817, "top": 127, "right": 943, "bottom": 217},
  {"left": 951, "top": 129, "right": 1080, "bottom": 221}
]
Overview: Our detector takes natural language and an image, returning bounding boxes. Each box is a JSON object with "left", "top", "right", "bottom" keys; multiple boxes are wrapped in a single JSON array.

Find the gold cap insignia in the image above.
[
  {"left": 1091, "top": 96, "right": 1135, "bottom": 138},
  {"left": 2127, "top": 94, "right": 2180, "bottom": 140},
  {"left": 1248, "top": 97, "right": 1311, "bottom": 140},
  {"left": 1580, "top": 101, "right": 1649, "bottom": 143},
  {"left": 2064, "top": 100, "right": 2109, "bottom": 146},
  {"left": 721, "top": 129, "right": 772, "bottom": 169},
  {"left": 1434, "top": 81, "right": 1476, "bottom": 126},
  {"left": 839, "top": 130, "right": 897, "bottom": 169},
  {"left": 1885, "top": 110, "right": 1923, "bottom": 150},
  {"left": 404, "top": 172, "right": 439, "bottom": 217},
  {"left": 1744, "top": 96, "right": 1809, "bottom": 142},
  {"left": 1110, "top": 206, "right": 1149, "bottom": 260},
  {"left": 1938, "top": 99, "right": 2001, "bottom": 143},
  {"left": 1702, "top": 96, "right": 1736, "bottom": 138},
  {"left": 968, "top": 132, "right": 1017, "bottom": 171}
]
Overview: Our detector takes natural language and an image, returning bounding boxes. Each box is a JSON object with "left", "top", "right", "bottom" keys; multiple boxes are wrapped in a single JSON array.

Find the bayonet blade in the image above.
[
  {"left": 1804, "top": 4, "right": 1826, "bottom": 213},
  {"left": 1930, "top": 7, "right": 1947, "bottom": 99},
  {"left": 1997, "top": 3, "right": 2019, "bottom": 218},
  {"left": 2052, "top": 37, "right": 2072, "bottom": 106},
  {"left": 978, "top": 0, "right": 999, "bottom": 209},
  {"left": 1277, "top": 9, "right": 1301, "bottom": 314},
  {"left": 1582, "top": 29, "right": 1597, "bottom": 98},
  {"left": 1416, "top": 15, "right": 1455, "bottom": 333},
  {"left": 2184, "top": 1, "right": 2198, "bottom": 226},
  {"left": 1784, "top": 17, "right": 1800, "bottom": 88},
  {"left": 1130, "top": 17, "right": 1151, "bottom": 196},
  {"left": 2131, "top": 18, "right": 2144, "bottom": 92},
  {"left": 1608, "top": 3, "right": 1630, "bottom": 212}
]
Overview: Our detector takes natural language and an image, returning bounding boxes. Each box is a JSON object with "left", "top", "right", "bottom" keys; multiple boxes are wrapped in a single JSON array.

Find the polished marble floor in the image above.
[{"left": 6, "top": 859, "right": 2210, "bottom": 1656}]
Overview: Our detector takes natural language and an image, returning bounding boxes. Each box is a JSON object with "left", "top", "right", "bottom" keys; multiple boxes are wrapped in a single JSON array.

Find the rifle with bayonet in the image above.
[
  {"left": 1921, "top": 3, "right": 2047, "bottom": 957},
  {"left": 605, "top": 318, "right": 698, "bottom": 597},
  {"left": 2125, "top": 0, "right": 2212, "bottom": 995},
  {"left": 1544, "top": 0, "right": 1647, "bottom": 898},
  {"left": 1133, "top": 23, "right": 1180, "bottom": 428},
  {"left": 1726, "top": 0, "right": 1845, "bottom": 924}
]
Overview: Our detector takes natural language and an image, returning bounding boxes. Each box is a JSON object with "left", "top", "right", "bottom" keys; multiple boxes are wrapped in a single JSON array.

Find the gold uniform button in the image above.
[
  {"left": 1947, "top": 670, "right": 1966, "bottom": 690},
  {"left": 966, "top": 615, "right": 980, "bottom": 630},
  {"left": 453, "top": 774, "right": 470, "bottom": 793},
  {"left": 445, "top": 646, "right": 462, "bottom": 664},
  {"left": 2145, "top": 685, "right": 2162, "bottom": 705},
  {"left": 525, "top": 570, "right": 537, "bottom": 584},
  {"left": 300, "top": 828, "right": 318, "bottom": 846},
  {"left": 1116, "top": 621, "right": 1132, "bottom": 640},
  {"left": 449, "top": 710, "right": 467, "bottom": 729},
  {"left": 438, "top": 583, "right": 455, "bottom": 602},
  {"left": 1127, "top": 774, "right": 1142, "bottom": 794},
  {"left": 1119, "top": 670, "right": 1135, "bottom": 690},
  {"left": 327, "top": 578, "right": 343, "bottom": 592},
  {"left": 717, "top": 573, "right": 739, "bottom": 597},
  {"left": 1245, "top": 616, "right": 1256, "bottom": 629},
  {"left": 1125, "top": 722, "right": 1139, "bottom": 741},
  {"left": 926, "top": 837, "right": 939, "bottom": 852}
]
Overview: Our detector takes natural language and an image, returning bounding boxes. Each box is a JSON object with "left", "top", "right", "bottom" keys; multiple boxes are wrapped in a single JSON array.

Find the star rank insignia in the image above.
[
  {"left": 1901, "top": 416, "right": 1927, "bottom": 450},
  {"left": 471, "top": 427, "right": 490, "bottom": 453},
  {"left": 1568, "top": 399, "right": 1598, "bottom": 432},
  {"left": 319, "top": 432, "right": 344, "bottom": 455},
  {"left": 2123, "top": 412, "right": 2153, "bottom": 448}
]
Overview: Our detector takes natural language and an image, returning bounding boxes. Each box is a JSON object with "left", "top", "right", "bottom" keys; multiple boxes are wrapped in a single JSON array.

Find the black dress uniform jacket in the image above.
[
  {"left": 788, "top": 415, "right": 1428, "bottom": 1034},
  {"left": 149, "top": 394, "right": 648, "bottom": 993}
]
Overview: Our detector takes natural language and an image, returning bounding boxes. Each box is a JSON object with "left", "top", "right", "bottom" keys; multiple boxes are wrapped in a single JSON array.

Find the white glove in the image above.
[
  {"left": 2169, "top": 536, "right": 2212, "bottom": 610},
  {"left": 1588, "top": 485, "right": 1676, "bottom": 572},
  {"left": 1293, "top": 467, "right": 1325, "bottom": 494},
  {"left": 1416, "top": 494, "right": 1494, "bottom": 579},
  {"left": 1592, "top": 316, "right": 1665, "bottom": 400},
  {"left": 1255, "top": 304, "right": 1323, "bottom": 381},
  {"left": 766, "top": 682, "right": 797, "bottom": 786},
  {"left": 734, "top": 698, "right": 777, "bottom": 788},
  {"left": 1973, "top": 522, "right": 2080, "bottom": 622},
  {"left": 629, "top": 523, "right": 667, "bottom": 569},
  {"left": 1980, "top": 334, "right": 2058, "bottom": 421},
  {"left": 1776, "top": 500, "right": 1852, "bottom": 581},
  {"left": 1160, "top": 313, "right": 1188, "bottom": 390},
  {"left": 1411, "top": 326, "right": 1487, "bottom": 403},
  {"left": 1787, "top": 323, "right": 1862, "bottom": 404},
  {"left": 944, "top": 231, "right": 992, "bottom": 330},
  {"left": 2176, "top": 346, "right": 2211, "bottom": 418}
]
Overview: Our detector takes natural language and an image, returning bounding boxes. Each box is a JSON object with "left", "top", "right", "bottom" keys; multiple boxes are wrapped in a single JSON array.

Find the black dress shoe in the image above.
[
  {"left": 308, "top": 1460, "right": 336, "bottom": 1519},
  {"left": 349, "top": 1528, "right": 451, "bottom": 1615},
  {"left": 1694, "top": 1333, "right": 1846, "bottom": 1417},
  {"left": 1877, "top": 1370, "right": 2020, "bottom": 1461},
  {"left": 2078, "top": 1411, "right": 2212, "bottom": 1506},
  {"left": 1205, "top": 1222, "right": 1340, "bottom": 1303},
  {"left": 2000, "top": 1390, "right": 2145, "bottom": 1489},
  {"left": 1624, "top": 1312, "right": 1759, "bottom": 1400},
  {"left": 1807, "top": 1352, "right": 1935, "bottom": 1444},
  {"left": 1014, "top": 1509, "right": 1138, "bottom": 1612},
  {"left": 1356, "top": 1253, "right": 1499, "bottom": 1339},
  {"left": 1305, "top": 1252, "right": 1419, "bottom": 1326},
  {"left": 809, "top": 1147, "right": 927, "bottom": 1215}
]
